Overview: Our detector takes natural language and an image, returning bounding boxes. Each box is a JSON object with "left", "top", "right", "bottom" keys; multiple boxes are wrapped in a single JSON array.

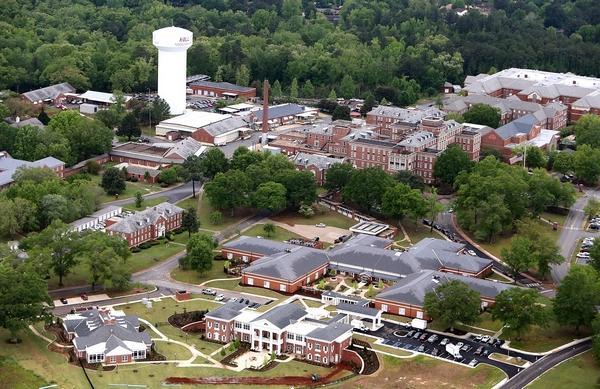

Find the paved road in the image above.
[
  {"left": 365, "top": 322, "right": 537, "bottom": 378},
  {"left": 551, "top": 189, "right": 600, "bottom": 282},
  {"left": 104, "top": 181, "right": 195, "bottom": 207},
  {"left": 501, "top": 339, "right": 592, "bottom": 389}
]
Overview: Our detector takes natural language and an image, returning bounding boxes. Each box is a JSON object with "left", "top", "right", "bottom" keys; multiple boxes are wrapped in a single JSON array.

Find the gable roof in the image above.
[
  {"left": 494, "top": 114, "right": 538, "bottom": 140},
  {"left": 252, "top": 303, "right": 307, "bottom": 329},
  {"left": 292, "top": 152, "right": 345, "bottom": 170},
  {"left": 22, "top": 83, "right": 75, "bottom": 102},
  {"left": 376, "top": 269, "right": 514, "bottom": 306},
  {"left": 202, "top": 116, "right": 249, "bottom": 136},
  {"left": 253, "top": 104, "right": 307, "bottom": 121},
  {"left": 106, "top": 203, "right": 183, "bottom": 234},
  {"left": 242, "top": 246, "right": 329, "bottom": 282},
  {"left": 189, "top": 80, "right": 255, "bottom": 93},
  {"left": 205, "top": 301, "right": 248, "bottom": 321},
  {"left": 306, "top": 321, "right": 353, "bottom": 342}
]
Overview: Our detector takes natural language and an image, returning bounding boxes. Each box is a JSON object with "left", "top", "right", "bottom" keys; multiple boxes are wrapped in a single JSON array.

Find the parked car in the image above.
[
  {"left": 456, "top": 342, "right": 464, "bottom": 348},
  {"left": 80, "top": 293, "right": 88, "bottom": 301},
  {"left": 215, "top": 294, "right": 225, "bottom": 301},
  {"left": 577, "top": 252, "right": 591, "bottom": 259},
  {"left": 420, "top": 333, "right": 428, "bottom": 340},
  {"left": 474, "top": 346, "right": 484, "bottom": 355},
  {"left": 315, "top": 223, "right": 326, "bottom": 228},
  {"left": 494, "top": 339, "right": 503, "bottom": 347},
  {"left": 427, "top": 335, "right": 438, "bottom": 343},
  {"left": 440, "top": 338, "right": 449, "bottom": 346},
  {"left": 60, "top": 297, "right": 68, "bottom": 304},
  {"left": 413, "top": 332, "right": 421, "bottom": 339},
  {"left": 417, "top": 344, "right": 426, "bottom": 352},
  {"left": 467, "top": 250, "right": 477, "bottom": 256},
  {"left": 481, "top": 335, "right": 490, "bottom": 343},
  {"left": 488, "top": 337, "right": 496, "bottom": 345},
  {"left": 407, "top": 330, "right": 415, "bottom": 338},
  {"left": 482, "top": 350, "right": 490, "bottom": 357},
  {"left": 469, "top": 359, "right": 478, "bottom": 367},
  {"left": 432, "top": 348, "right": 439, "bottom": 356},
  {"left": 474, "top": 335, "right": 482, "bottom": 342},
  {"left": 461, "top": 344, "right": 470, "bottom": 352}
]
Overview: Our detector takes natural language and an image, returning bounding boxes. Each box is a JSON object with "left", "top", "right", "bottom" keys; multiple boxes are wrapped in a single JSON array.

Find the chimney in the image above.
[{"left": 262, "top": 80, "right": 270, "bottom": 145}]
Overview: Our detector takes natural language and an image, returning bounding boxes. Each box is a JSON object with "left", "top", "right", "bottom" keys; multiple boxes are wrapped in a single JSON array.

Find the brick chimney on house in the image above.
[{"left": 261, "top": 79, "right": 270, "bottom": 145}]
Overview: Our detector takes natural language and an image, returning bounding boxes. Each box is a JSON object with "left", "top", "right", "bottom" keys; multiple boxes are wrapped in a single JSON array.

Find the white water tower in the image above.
[{"left": 152, "top": 26, "right": 193, "bottom": 115}]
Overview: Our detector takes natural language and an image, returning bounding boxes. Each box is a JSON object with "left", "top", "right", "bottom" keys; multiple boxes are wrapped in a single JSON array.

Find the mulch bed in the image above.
[
  {"left": 168, "top": 310, "right": 208, "bottom": 329},
  {"left": 220, "top": 344, "right": 250, "bottom": 366},
  {"left": 44, "top": 324, "right": 72, "bottom": 346},
  {"left": 166, "top": 362, "right": 353, "bottom": 386},
  {"left": 348, "top": 345, "right": 379, "bottom": 375}
]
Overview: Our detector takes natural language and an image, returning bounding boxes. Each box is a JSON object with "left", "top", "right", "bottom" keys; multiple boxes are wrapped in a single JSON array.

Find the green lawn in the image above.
[
  {"left": 539, "top": 211, "right": 568, "bottom": 228},
  {"left": 400, "top": 221, "right": 439, "bottom": 244},
  {"left": 507, "top": 321, "right": 591, "bottom": 352},
  {"left": 529, "top": 351, "right": 600, "bottom": 389},
  {"left": 0, "top": 356, "right": 47, "bottom": 389},
  {"left": 197, "top": 195, "right": 251, "bottom": 231},
  {"left": 204, "top": 278, "right": 286, "bottom": 300},
  {"left": 122, "top": 196, "right": 168, "bottom": 211},
  {"left": 170, "top": 260, "right": 232, "bottom": 285},
  {"left": 89, "top": 174, "right": 161, "bottom": 204},
  {"left": 242, "top": 224, "right": 304, "bottom": 241},
  {"left": 478, "top": 218, "right": 561, "bottom": 260},
  {"left": 153, "top": 340, "right": 194, "bottom": 360},
  {"left": 271, "top": 205, "right": 356, "bottom": 229},
  {"left": 48, "top": 240, "right": 185, "bottom": 289},
  {"left": 177, "top": 196, "right": 198, "bottom": 212}
]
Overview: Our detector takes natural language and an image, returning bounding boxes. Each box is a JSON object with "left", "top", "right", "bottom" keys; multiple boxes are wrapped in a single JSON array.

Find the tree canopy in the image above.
[
  {"left": 424, "top": 280, "right": 481, "bottom": 332},
  {"left": 462, "top": 104, "right": 501, "bottom": 128}
]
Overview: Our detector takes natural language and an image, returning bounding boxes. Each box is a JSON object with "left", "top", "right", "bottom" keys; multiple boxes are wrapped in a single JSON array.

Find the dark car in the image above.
[
  {"left": 60, "top": 297, "right": 68, "bottom": 304},
  {"left": 417, "top": 344, "right": 426, "bottom": 352},
  {"left": 482, "top": 350, "right": 490, "bottom": 357},
  {"left": 80, "top": 293, "right": 88, "bottom": 301},
  {"left": 407, "top": 330, "right": 415, "bottom": 338},
  {"left": 420, "top": 333, "right": 428, "bottom": 340},
  {"left": 474, "top": 346, "right": 484, "bottom": 355},
  {"left": 413, "top": 332, "right": 421, "bottom": 339}
]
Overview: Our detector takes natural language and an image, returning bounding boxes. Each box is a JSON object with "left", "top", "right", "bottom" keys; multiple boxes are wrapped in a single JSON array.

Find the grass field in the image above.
[
  {"left": 170, "top": 260, "right": 233, "bottom": 285},
  {"left": 529, "top": 351, "right": 600, "bottom": 389},
  {"left": 89, "top": 174, "right": 161, "bottom": 204},
  {"left": 400, "top": 221, "right": 439, "bottom": 244},
  {"left": 349, "top": 355, "right": 506, "bottom": 389},
  {"left": 197, "top": 195, "right": 252, "bottom": 231},
  {"left": 122, "top": 196, "right": 168, "bottom": 211},
  {"left": 204, "top": 278, "right": 286, "bottom": 300},
  {"left": 153, "top": 340, "right": 194, "bottom": 360},
  {"left": 242, "top": 224, "right": 304, "bottom": 241},
  {"left": 271, "top": 206, "right": 356, "bottom": 229},
  {"left": 0, "top": 356, "right": 47, "bottom": 389},
  {"left": 48, "top": 240, "right": 185, "bottom": 289}
]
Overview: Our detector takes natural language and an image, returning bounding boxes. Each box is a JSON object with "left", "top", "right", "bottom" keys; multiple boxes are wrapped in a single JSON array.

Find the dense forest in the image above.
[{"left": 1, "top": 0, "right": 599, "bottom": 105}]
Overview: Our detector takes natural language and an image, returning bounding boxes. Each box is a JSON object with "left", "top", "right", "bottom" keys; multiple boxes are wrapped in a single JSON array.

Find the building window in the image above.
[
  {"left": 214, "top": 322, "right": 219, "bottom": 330},
  {"left": 264, "top": 281, "right": 270, "bottom": 288},
  {"left": 280, "top": 284, "right": 286, "bottom": 292},
  {"left": 287, "top": 333, "right": 294, "bottom": 340},
  {"left": 208, "top": 322, "right": 212, "bottom": 328},
  {"left": 208, "top": 332, "right": 212, "bottom": 339},
  {"left": 243, "top": 324, "right": 250, "bottom": 330},
  {"left": 122, "top": 355, "right": 129, "bottom": 362},
  {"left": 222, "top": 335, "right": 226, "bottom": 342},
  {"left": 247, "top": 277, "right": 254, "bottom": 286},
  {"left": 323, "top": 357, "right": 328, "bottom": 364},
  {"left": 109, "top": 356, "right": 116, "bottom": 364},
  {"left": 308, "top": 354, "right": 312, "bottom": 360},
  {"left": 381, "top": 304, "right": 388, "bottom": 312},
  {"left": 323, "top": 346, "right": 328, "bottom": 352},
  {"left": 308, "top": 343, "right": 312, "bottom": 350},
  {"left": 315, "top": 355, "right": 321, "bottom": 362},
  {"left": 315, "top": 344, "right": 321, "bottom": 351}
]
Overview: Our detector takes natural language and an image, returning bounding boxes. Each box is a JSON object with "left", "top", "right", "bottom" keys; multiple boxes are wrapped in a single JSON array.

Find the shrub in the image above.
[
  {"left": 139, "top": 242, "right": 152, "bottom": 249},
  {"left": 149, "top": 240, "right": 161, "bottom": 246},
  {"left": 131, "top": 247, "right": 141, "bottom": 253},
  {"left": 130, "top": 176, "right": 138, "bottom": 182},
  {"left": 85, "top": 161, "right": 102, "bottom": 175}
]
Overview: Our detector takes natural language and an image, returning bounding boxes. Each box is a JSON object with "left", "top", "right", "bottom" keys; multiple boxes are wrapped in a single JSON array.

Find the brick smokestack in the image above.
[{"left": 261, "top": 79, "right": 269, "bottom": 145}]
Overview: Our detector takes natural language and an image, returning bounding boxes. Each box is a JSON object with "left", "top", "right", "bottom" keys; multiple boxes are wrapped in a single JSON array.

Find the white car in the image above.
[
  {"left": 467, "top": 250, "right": 477, "bottom": 256},
  {"left": 315, "top": 223, "right": 326, "bottom": 228},
  {"left": 577, "top": 252, "right": 590, "bottom": 258},
  {"left": 215, "top": 294, "right": 225, "bottom": 301},
  {"left": 469, "top": 359, "right": 478, "bottom": 367}
]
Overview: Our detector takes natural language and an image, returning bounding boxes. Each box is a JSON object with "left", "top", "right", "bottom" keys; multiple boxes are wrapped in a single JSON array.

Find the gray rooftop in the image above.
[
  {"left": 189, "top": 80, "right": 255, "bottom": 93},
  {"left": 367, "top": 106, "right": 444, "bottom": 123},
  {"left": 252, "top": 303, "right": 307, "bottom": 329},
  {"left": 205, "top": 301, "right": 248, "bottom": 321},
  {"left": 222, "top": 236, "right": 297, "bottom": 256},
  {"left": 292, "top": 152, "right": 345, "bottom": 170},
  {"left": 376, "top": 269, "right": 514, "bottom": 306},
  {"left": 202, "top": 116, "right": 249, "bottom": 136},
  {"left": 0, "top": 152, "right": 64, "bottom": 186},
  {"left": 242, "top": 246, "right": 329, "bottom": 282},
  {"left": 106, "top": 203, "right": 184, "bottom": 234},
  {"left": 321, "top": 290, "right": 369, "bottom": 305},
  {"left": 22, "top": 82, "right": 75, "bottom": 102},
  {"left": 494, "top": 114, "right": 538, "bottom": 140},
  {"left": 444, "top": 94, "right": 542, "bottom": 114},
  {"left": 329, "top": 238, "right": 491, "bottom": 280},
  {"left": 4, "top": 117, "right": 46, "bottom": 129},
  {"left": 398, "top": 131, "right": 435, "bottom": 148},
  {"left": 336, "top": 302, "right": 380, "bottom": 317},
  {"left": 253, "top": 104, "right": 307, "bottom": 121},
  {"left": 306, "top": 321, "right": 353, "bottom": 342},
  {"left": 334, "top": 234, "right": 393, "bottom": 250}
]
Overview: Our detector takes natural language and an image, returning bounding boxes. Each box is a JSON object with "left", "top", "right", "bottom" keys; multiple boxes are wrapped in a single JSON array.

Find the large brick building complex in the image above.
[
  {"left": 463, "top": 68, "right": 600, "bottom": 123},
  {"left": 204, "top": 302, "right": 354, "bottom": 365},
  {"left": 106, "top": 203, "right": 184, "bottom": 247},
  {"left": 0, "top": 151, "right": 65, "bottom": 188},
  {"left": 188, "top": 81, "right": 256, "bottom": 100}
]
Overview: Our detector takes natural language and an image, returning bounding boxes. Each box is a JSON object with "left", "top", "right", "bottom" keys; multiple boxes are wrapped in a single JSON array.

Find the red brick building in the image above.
[
  {"left": 106, "top": 203, "right": 183, "bottom": 247},
  {"left": 292, "top": 152, "right": 346, "bottom": 185},
  {"left": 0, "top": 151, "right": 65, "bottom": 188},
  {"left": 188, "top": 81, "right": 256, "bottom": 100}
]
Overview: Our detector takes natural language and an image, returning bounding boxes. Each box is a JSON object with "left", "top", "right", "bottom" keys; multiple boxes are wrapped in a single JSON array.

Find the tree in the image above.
[
  {"left": 135, "top": 191, "right": 143, "bottom": 208},
  {"left": 183, "top": 233, "right": 215, "bottom": 275},
  {"left": 340, "top": 74, "right": 356, "bottom": 98},
  {"left": 263, "top": 223, "right": 276, "bottom": 237},
  {"left": 332, "top": 105, "right": 351, "bottom": 121},
  {"left": 204, "top": 170, "right": 251, "bottom": 215},
  {"left": 554, "top": 265, "right": 600, "bottom": 334},
  {"left": 289, "top": 78, "right": 299, "bottom": 100},
  {"left": 274, "top": 170, "right": 317, "bottom": 210},
  {"left": 209, "top": 210, "right": 223, "bottom": 225},
  {"left": 552, "top": 152, "right": 574, "bottom": 175},
  {"left": 328, "top": 89, "right": 337, "bottom": 101},
  {"left": 151, "top": 97, "right": 171, "bottom": 123},
  {"left": 118, "top": 112, "right": 141, "bottom": 141},
  {"left": 573, "top": 145, "right": 600, "bottom": 184},
  {"left": 298, "top": 204, "right": 315, "bottom": 218},
  {"left": 158, "top": 167, "right": 179, "bottom": 186},
  {"left": 360, "top": 93, "right": 376, "bottom": 116},
  {"left": 463, "top": 104, "right": 501, "bottom": 128},
  {"left": 183, "top": 155, "right": 203, "bottom": 198},
  {"left": 394, "top": 171, "right": 425, "bottom": 190},
  {"left": 182, "top": 208, "right": 199, "bottom": 237},
  {"left": 101, "top": 167, "right": 126, "bottom": 195},
  {"left": 426, "top": 189, "right": 444, "bottom": 232},
  {"left": 79, "top": 233, "right": 129, "bottom": 291},
  {"left": 424, "top": 280, "right": 481, "bottom": 331},
  {"left": 587, "top": 242, "right": 600, "bottom": 273},
  {"left": 574, "top": 114, "right": 600, "bottom": 148},
  {"left": 501, "top": 236, "right": 535, "bottom": 278},
  {"left": 433, "top": 145, "right": 473, "bottom": 188},
  {"left": 235, "top": 64, "right": 250, "bottom": 87},
  {"left": 302, "top": 80, "right": 314, "bottom": 98},
  {"left": 0, "top": 262, "right": 50, "bottom": 342},
  {"left": 342, "top": 167, "right": 395, "bottom": 211},
  {"left": 593, "top": 315, "right": 600, "bottom": 364},
  {"left": 492, "top": 288, "right": 548, "bottom": 341},
  {"left": 200, "top": 148, "right": 229, "bottom": 179},
  {"left": 325, "top": 163, "right": 355, "bottom": 191},
  {"left": 282, "top": 0, "right": 302, "bottom": 19},
  {"left": 271, "top": 80, "right": 283, "bottom": 100},
  {"left": 382, "top": 183, "right": 428, "bottom": 225},
  {"left": 252, "top": 182, "right": 287, "bottom": 213},
  {"left": 21, "top": 221, "right": 80, "bottom": 287},
  {"left": 585, "top": 198, "right": 600, "bottom": 220},
  {"left": 525, "top": 147, "right": 547, "bottom": 169},
  {"left": 231, "top": 147, "right": 264, "bottom": 171}
]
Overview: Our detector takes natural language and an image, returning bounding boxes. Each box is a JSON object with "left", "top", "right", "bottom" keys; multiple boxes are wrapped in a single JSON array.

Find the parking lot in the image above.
[
  {"left": 361, "top": 321, "right": 538, "bottom": 377},
  {"left": 576, "top": 236, "right": 595, "bottom": 264}
]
